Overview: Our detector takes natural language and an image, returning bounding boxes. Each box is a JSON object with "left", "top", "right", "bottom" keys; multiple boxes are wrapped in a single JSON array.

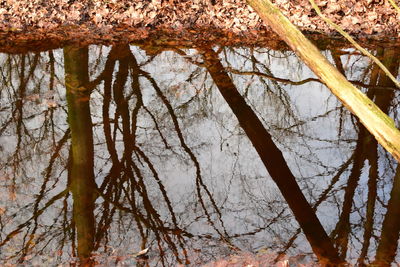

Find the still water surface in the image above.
[{"left": 0, "top": 43, "right": 399, "bottom": 266}]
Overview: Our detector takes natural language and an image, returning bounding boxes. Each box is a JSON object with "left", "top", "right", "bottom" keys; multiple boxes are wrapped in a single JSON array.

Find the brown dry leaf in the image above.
[
  {"left": 325, "top": 2, "right": 341, "bottom": 14},
  {"left": 341, "top": 16, "right": 360, "bottom": 29},
  {"left": 373, "top": 24, "right": 384, "bottom": 33},
  {"left": 367, "top": 11, "right": 378, "bottom": 21},
  {"left": 341, "top": 17, "right": 353, "bottom": 28},
  {"left": 69, "top": 10, "right": 80, "bottom": 20},
  {"left": 364, "top": 24, "right": 374, "bottom": 34},
  {"left": 93, "top": 14, "right": 103, "bottom": 24},
  {"left": 276, "top": 259, "right": 290, "bottom": 267},
  {"left": 354, "top": 2, "right": 366, "bottom": 13}
]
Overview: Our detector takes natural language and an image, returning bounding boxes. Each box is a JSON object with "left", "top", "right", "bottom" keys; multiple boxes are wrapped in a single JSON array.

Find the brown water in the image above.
[{"left": 0, "top": 43, "right": 399, "bottom": 266}]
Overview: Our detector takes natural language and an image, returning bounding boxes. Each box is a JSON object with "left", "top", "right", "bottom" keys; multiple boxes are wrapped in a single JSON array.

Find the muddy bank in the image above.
[{"left": 0, "top": 0, "right": 399, "bottom": 52}]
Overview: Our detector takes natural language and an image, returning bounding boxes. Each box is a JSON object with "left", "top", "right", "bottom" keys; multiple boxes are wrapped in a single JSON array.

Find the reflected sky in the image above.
[{"left": 0, "top": 43, "right": 399, "bottom": 266}]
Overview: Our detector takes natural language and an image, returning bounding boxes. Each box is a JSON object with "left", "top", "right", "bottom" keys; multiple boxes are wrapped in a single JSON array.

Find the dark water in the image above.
[{"left": 0, "top": 43, "right": 399, "bottom": 266}]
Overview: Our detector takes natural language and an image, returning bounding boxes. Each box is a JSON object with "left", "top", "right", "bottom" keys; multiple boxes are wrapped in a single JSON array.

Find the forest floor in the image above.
[{"left": 1, "top": 0, "right": 400, "bottom": 52}]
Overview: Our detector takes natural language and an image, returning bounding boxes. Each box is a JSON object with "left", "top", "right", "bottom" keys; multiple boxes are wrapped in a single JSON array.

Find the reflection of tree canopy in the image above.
[{"left": 0, "top": 43, "right": 399, "bottom": 265}]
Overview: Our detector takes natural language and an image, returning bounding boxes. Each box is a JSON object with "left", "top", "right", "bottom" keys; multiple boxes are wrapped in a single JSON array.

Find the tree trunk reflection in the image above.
[
  {"left": 369, "top": 48, "right": 400, "bottom": 267},
  {"left": 200, "top": 46, "right": 344, "bottom": 266},
  {"left": 64, "top": 45, "right": 96, "bottom": 264}
]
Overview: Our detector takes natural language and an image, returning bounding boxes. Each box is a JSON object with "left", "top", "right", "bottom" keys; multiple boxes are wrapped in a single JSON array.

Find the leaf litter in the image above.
[{"left": 0, "top": 0, "right": 399, "bottom": 51}]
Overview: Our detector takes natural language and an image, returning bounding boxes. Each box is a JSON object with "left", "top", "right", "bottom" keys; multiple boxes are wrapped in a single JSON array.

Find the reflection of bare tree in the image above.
[
  {"left": 330, "top": 120, "right": 368, "bottom": 259},
  {"left": 83, "top": 44, "right": 191, "bottom": 265},
  {"left": 365, "top": 48, "right": 400, "bottom": 266},
  {"left": 327, "top": 47, "right": 400, "bottom": 264},
  {"left": 0, "top": 51, "right": 71, "bottom": 263},
  {"left": 1, "top": 42, "right": 400, "bottom": 266},
  {"left": 372, "top": 165, "right": 400, "bottom": 266},
  {"left": 4, "top": 54, "right": 40, "bottom": 191},
  {"left": 200, "top": 46, "right": 344, "bottom": 265},
  {"left": 141, "top": 71, "right": 231, "bottom": 245},
  {"left": 86, "top": 44, "right": 239, "bottom": 265}
]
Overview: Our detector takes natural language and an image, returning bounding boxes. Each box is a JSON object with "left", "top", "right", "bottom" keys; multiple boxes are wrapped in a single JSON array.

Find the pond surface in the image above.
[{"left": 0, "top": 43, "right": 399, "bottom": 266}]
